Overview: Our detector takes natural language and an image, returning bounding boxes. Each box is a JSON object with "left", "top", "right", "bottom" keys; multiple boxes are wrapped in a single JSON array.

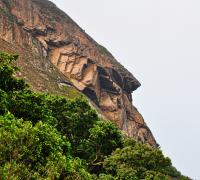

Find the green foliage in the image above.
[
  {"left": 78, "top": 121, "right": 123, "bottom": 173},
  {"left": 0, "top": 113, "right": 70, "bottom": 179},
  {"left": 103, "top": 139, "right": 184, "bottom": 179},
  {"left": 59, "top": 83, "right": 81, "bottom": 99},
  {"left": 45, "top": 95, "right": 99, "bottom": 145},
  {"left": 0, "top": 52, "right": 189, "bottom": 179},
  {"left": 0, "top": 89, "right": 8, "bottom": 114},
  {"left": 0, "top": 52, "right": 27, "bottom": 92},
  {"left": 8, "top": 91, "right": 57, "bottom": 125},
  {"left": 98, "top": 173, "right": 116, "bottom": 180}
]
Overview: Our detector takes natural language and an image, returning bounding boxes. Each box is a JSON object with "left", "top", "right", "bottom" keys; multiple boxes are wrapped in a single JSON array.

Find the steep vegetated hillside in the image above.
[
  {"left": 0, "top": 0, "right": 156, "bottom": 146},
  {"left": 0, "top": 52, "right": 189, "bottom": 180}
]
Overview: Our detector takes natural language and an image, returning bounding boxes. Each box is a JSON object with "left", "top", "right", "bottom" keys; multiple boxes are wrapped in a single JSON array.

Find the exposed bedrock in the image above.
[{"left": 0, "top": 0, "right": 157, "bottom": 146}]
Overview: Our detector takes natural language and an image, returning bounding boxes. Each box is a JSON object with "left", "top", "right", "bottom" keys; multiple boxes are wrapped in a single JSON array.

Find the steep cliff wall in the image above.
[{"left": 0, "top": 0, "right": 157, "bottom": 146}]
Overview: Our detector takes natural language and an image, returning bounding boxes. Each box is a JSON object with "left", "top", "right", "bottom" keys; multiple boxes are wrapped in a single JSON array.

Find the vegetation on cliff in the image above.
[{"left": 0, "top": 52, "right": 188, "bottom": 179}]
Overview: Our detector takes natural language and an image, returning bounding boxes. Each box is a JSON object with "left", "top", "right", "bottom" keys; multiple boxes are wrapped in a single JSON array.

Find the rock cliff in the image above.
[{"left": 0, "top": 0, "right": 157, "bottom": 146}]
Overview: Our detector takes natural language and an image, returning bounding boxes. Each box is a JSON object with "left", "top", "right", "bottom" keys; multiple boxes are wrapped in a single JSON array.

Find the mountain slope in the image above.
[
  {"left": 0, "top": 52, "right": 189, "bottom": 180},
  {"left": 0, "top": 0, "right": 156, "bottom": 146}
]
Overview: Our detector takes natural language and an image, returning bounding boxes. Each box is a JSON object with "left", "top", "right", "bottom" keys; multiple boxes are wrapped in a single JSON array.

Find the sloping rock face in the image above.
[{"left": 0, "top": 0, "right": 157, "bottom": 146}]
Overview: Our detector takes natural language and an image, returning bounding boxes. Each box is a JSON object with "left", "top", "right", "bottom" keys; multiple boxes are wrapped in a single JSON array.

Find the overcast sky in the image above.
[{"left": 51, "top": 0, "right": 200, "bottom": 179}]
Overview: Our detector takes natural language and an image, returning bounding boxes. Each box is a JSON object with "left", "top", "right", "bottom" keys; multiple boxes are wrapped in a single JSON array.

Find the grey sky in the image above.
[{"left": 51, "top": 0, "right": 200, "bottom": 179}]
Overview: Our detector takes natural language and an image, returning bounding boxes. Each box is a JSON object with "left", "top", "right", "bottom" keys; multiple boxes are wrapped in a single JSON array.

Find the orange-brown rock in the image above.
[{"left": 0, "top": 0, "right": 157, "bottom": 146}]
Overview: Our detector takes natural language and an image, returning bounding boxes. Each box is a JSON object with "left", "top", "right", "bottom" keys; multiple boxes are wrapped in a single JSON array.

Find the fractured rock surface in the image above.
[{"left": 0, "top": 0, "right": 157, "bottom": 146}]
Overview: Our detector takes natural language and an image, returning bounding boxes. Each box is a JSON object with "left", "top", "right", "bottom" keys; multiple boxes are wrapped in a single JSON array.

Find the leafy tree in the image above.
[
  {"left": 103, "top": 139, "right": 184, "bottom": 179},
  {"left": 0, "top": 52, "right": 27, "bottom": 92},
  {"left": 0, "top": 113, "right": 69, "bottom": 178},
  {"left": 8, "top": 91, "right": 57, "bottom": 126},
  {"left": 0, "top": 113, "right": 91, "bottom": 179},
  {"left": 78, "top": 121, "right": 123, "bottom": 174},
  {"left": 45, "top": 95, "right": 99, "bottom": 149}
]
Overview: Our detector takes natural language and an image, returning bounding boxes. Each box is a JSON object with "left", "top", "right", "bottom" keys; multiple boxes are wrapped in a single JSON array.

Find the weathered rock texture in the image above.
[{"left": 0, "top": 0, "right": 157, "bottom": 146}]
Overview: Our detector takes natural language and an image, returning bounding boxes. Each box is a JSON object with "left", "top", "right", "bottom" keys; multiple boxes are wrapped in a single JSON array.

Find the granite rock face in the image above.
[{"left": 0, "top": 0, "right": 157, "bottom": 146}]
